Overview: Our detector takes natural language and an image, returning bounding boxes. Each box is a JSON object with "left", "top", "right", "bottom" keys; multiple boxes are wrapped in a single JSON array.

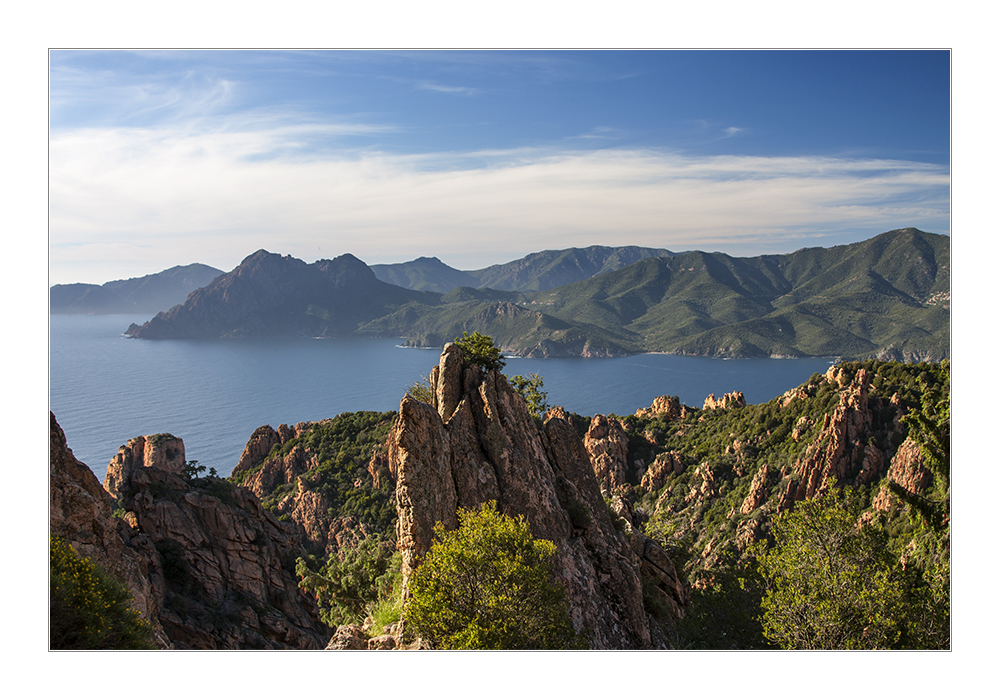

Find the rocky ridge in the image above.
[{"left": 386, "top": 343, "right": 687, "bottom": 648}]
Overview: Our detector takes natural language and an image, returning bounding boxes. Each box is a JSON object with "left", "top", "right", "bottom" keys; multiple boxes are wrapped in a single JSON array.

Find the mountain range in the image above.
[
  {"left": 50, "top": 263, "right": 223, "bottom": 314},
  {"left": 119, "top": 228, "right": 948, "bottom": 361},
  {"left": 370, "top": 245, "right": 674, "bottom": 293}
]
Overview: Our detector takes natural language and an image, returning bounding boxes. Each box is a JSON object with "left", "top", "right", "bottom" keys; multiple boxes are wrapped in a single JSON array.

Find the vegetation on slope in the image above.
[
  {"left": 619, "top": 359, "right": 950, "bottom": 648},
  {"left": 244, "top": 330, "right": 949, "bottom": 648},
  {"left": 252, "top": 411, "right": 399, "bottom": 536},
  {"left": 524, "top": 228, "right": 949, "bottom": 360},
  {"left": 296, "top": 533, "right": 402, "bottom": 629},
  {"left": 50, "top": 536, "right": 156, "bottom": 649}
]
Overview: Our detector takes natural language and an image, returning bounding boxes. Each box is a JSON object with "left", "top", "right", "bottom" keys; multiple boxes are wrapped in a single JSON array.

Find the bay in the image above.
[{"left": 49, "top": 314, "right": 834, "bottom": 481}]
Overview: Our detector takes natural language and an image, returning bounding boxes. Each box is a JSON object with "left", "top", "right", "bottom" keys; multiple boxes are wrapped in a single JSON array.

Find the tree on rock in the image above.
[
  {"left": 454, "top": 331, "right": 505, "bottom": 372},
  {"left": 405, "top": 501, "right": 584, "bottom": 649}
]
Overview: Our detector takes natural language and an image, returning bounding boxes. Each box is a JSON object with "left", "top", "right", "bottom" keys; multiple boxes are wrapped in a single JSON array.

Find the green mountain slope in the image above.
[
  {"left": 512, "top": 228, "right": 949, "bottom": 360},
  {"left": 370, "top": 257, "right": 480, "bottom": 293},
  {"left": 372, "top": 245, "right": 675, "bottom": 294},
  {"left": 469, "top": 244, "right": 675, "bottom": 292}
]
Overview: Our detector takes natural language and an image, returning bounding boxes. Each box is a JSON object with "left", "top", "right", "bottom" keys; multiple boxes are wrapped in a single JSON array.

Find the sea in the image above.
[{"left": 49, "top": 314, "right": 836, "bottom": 482}]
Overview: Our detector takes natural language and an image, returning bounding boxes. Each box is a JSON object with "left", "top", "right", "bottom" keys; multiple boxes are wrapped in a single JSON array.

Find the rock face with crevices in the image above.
[
  {"left": 703, "top": 391, "right": 747, "bottom": 411},
  {"left": 51, "top": 412, "right": 330, "bottom": 649},
  {"left": 791, "top": 368, "right": 875, "bottom": 501},
  {"left": 387, "top": 343, "right": 686, "bottom": 648},
  {"left": 104, "top": 435, "right": 332, "bottom": 649},
  {"left": 584, "top": 414, "right": 630, "bottom": 497},
  {"left": 873, "top": 437, "right": 934, "bottom": 512}
]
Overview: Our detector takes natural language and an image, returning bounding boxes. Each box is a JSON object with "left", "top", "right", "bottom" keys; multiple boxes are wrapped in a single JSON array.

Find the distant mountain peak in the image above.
[{"left": 51, "top": 262, "right": 223, "bottom": 315}]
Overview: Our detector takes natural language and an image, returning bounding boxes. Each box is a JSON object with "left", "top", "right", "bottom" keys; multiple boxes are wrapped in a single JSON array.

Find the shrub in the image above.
[
  {"left": 405, "top": 501, "right": 585, "bottom": 649},
  {"left": 509, "top": 372, "right": 549, "bottom": 419},
  {"left": 50, "top": 536, "right": 156, "bottom": 649},
  {"left": 755, "top": 485, "right": 908, "bottom": 649},
  {"left": 296, "top": 533, "right": 401, "bottom": 628},
  {"left": 406, "top": 374, "right": 435, "bottom": 404}
]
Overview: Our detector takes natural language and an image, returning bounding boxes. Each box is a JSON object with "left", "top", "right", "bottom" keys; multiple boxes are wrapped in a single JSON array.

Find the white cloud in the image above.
[
  {"left": 48, "top": 123, "right": 950, "bottom": 284},
  {"left": 415, "top": 81, "right": 481, "bottom": 96}
]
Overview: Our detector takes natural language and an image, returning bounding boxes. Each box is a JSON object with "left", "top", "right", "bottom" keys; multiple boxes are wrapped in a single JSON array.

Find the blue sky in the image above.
[{"left": 49, "top": 50, "right": 951, "bottom": 284}]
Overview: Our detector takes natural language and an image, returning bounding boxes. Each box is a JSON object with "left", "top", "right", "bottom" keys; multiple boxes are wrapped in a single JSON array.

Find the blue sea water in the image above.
[{"left": 49, "top": 314, "right": 835, "bottom": 482}]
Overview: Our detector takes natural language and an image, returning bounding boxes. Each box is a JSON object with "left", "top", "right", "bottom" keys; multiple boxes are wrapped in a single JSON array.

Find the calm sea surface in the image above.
[{"left": 50, "top": 314, "right": 835, "bottom": 481}]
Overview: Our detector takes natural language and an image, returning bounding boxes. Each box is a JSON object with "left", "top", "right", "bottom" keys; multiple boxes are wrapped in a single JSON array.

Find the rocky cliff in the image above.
[
  {"left": 51, "top": 413, "right": 331, "bottom": 649},
  {"left": 50, "top": 413, "right": 171, "bottom": 648},
  {"left": 703, "top": 391, "right": 747, "bottom": 411},
  {"left": 103, "top": 435, "right": 331, "bottom": 648},
  {"left": 583, "top": 414, "right": 631, "bottom": 497},
  {"left": 386, "top": 343, "right": 686, "bottom": 649}
]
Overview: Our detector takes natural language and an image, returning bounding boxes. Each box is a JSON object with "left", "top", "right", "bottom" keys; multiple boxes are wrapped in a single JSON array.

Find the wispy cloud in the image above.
[
  {"left": 575, "top": 126, "right": 627, "bottom": 141},
  {"left": 415, "top": 81, "right": 481, "bottom": 96},
  {"left": 49, "top": 123, "right": 950, "bottom": 284},
  {"left": 722, "top": 126, "right": 744, "bottom": 138}
]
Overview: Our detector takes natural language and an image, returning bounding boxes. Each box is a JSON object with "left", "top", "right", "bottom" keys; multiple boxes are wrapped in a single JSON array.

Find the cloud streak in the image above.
[
  {"left": 49, "top": 123, "right": 950, "bottom": 284},
  {"left": 415, "top": 81, "right": 481, "bottom": 96}
]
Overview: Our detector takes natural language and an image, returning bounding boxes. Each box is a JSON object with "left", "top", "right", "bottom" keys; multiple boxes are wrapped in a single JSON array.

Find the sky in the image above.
[{"left": 49, "top": 49, "right": 951, "bottom": 286}]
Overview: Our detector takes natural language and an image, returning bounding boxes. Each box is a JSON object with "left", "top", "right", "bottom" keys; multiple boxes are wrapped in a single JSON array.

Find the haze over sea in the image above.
[{"left": 50, "top": 314, "right": 835, "bottom": 482}]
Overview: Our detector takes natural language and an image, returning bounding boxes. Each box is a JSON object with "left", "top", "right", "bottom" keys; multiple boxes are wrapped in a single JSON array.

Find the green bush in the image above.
[
  {"left": 50, "top": 536, "right": 156, "bottom": 649},
  {"left": 755, "top": 485, "right": 909, "bottom": 649},
  {"left": 405, "top": 501, "right": 585, "bottom": 649},
  {"left": 296, "top": 533, "right": 401, "bottom": 628}
]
